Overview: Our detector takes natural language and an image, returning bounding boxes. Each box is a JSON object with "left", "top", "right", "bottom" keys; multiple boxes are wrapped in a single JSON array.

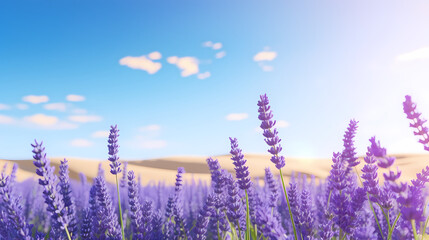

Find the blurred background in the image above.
[{"left": 1, "top": 1, "right": 429, "bottom": 162}]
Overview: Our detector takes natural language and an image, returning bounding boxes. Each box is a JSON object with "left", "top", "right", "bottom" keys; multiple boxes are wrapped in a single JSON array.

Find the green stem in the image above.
[
  {"left": 245, "top": 190, "right": 251, "bottom": 240},
  {"left": 327, "top": 190, "right": 332, "bottom": 208},
  {"left": 115, "top": 175, "right": 125, "bottom": 240},
  {"left": 64, "top": 226, "right": 72, "bottom": 240},
  {"left": 411, "top": 220, "right": 418, "bottom": 240},
  {"left": 387, "top": 213, "right": 401, "bottom": 240},
  {"left": 279, "top": 169, "right": 298, "bottom": 240}
]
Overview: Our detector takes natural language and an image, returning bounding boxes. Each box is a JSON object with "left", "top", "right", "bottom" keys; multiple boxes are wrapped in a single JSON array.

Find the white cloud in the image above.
[
  {"left": 226, "top": 113, "right": 249, "bottom": 121},
  {"left": 215, "top": 51, "right": 226, "bottom": 59},
  {"left": 0, "top": 104, "right": 10, "bottom": 110},
  {"left": 138, "top": 140, "right": 167, "bottom": 149},
  {"left": 197, "top": 72, "right": 211, "bottom": 80},
  {"left": 69, "top": 115, "right": 102, "bottom": 123},
  {"left": 44, "top": 103, "right": 67, "bottom": 111},
  {"left": 148, "top": 51, "right": 162, "bottom": 60},
  {"left": 396, "top": 47, "right": 429, "bottom": 62},
  {"left": 253, "top": 51, "right": 277, "bottom": 62},
  {"left": 22, "top": 95, "right": 49, "bottom": 104},
  {"left": 139, "top": 124, "right": 161, "bottom": 132},
  {"left": 203, "top": 41, "right": 213, "bottom": 47},
  {"left": 16, "top": 104, "right": 28, "bottom": 110},
  {"left": 66, "top": 94, "right": 85, "bottom": 102},
  {"left": 22, "top": 114, "right": 78, "bottom": 129},
  {"left": 119, "top": 55, "right": 162, "bottom": 74},
  {"left": 71, "top": 139, "right": 93, "bottom": 147},
  {"left": 0, "top": 115, "right": 15, "bottom": 124},
  {"left": 203, "top": 41, "right": 222, "bottom": 50},
  {"left": 212, "top": 42, "right": 222, "bottom": 50},
  {"left": 276, "top": 120, "right": 290, "bottom": 128},
  {"left": 24, "top": 114, "right": 58, "bottom": 126},
  {"left": 91, "top": 130, "right": 110, "bottom": 138},
  {"left": 167, "top": 56, "right": 199, "bottom": 77}
]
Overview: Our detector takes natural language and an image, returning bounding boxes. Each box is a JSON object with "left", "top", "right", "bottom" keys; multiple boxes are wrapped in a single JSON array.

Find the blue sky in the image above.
[{"left": 1, "top": 1, "right": 429, "bottom": 160}]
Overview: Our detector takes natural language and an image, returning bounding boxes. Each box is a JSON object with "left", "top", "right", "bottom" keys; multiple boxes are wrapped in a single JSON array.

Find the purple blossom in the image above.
[
  {"left": 59, "top": 159, "right": 77, "bottom": 238},
  {"left": 264, "top": 167, "right": 279, "bottom": 208},
  {"left": 257, "top": 94, "right": 285, "bottom": 169},
  {"left": 31, "top": 140, "right": 70, "bottom": 239},
  {"left": 81, "top": 209, "right": 91, "bottom": 240},
  {"left": 108, "top": 125, "right": 122, "bottom": 175},
  {"left": 0, "top": 173, "right": 32, "bottom": 239},
  {"left": 95, "top": 176, "right": 121, "bottom": 239},
  {"left": 341, "top": 119, "right": 360, "bottom": 174},
  {"left": 403, "top": 95, "right": 429, "bottom": 151},
  {"left": 229, "top": 137, "right": 252, "bottom": 190},
  {"left": 127, "top": 170, "right": 143, "bottom": 238},
  {"left": 194, "top": 194, "right": 215, "bottom": 240}
]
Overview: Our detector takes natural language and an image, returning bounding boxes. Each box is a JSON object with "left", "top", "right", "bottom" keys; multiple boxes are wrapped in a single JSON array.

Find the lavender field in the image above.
[{"left": 0, "top": 94, "right": 428, "bottom": 240}]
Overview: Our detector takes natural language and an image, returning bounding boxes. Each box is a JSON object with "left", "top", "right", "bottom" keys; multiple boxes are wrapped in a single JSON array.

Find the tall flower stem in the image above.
[
  {"left": 411, "top": 220, "right": 418, "bottom": 240},
  {"left": 245, "top": 190, "right": 251, "bottom": 240},
  {"left": 116, "top": 174, "right": 125, "bottom": 240},
  {"left": 279, "top": 169, "right": 298, "bottom": 240}
]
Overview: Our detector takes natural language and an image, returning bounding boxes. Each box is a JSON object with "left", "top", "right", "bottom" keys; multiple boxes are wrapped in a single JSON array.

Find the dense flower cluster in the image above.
[{"left": 1, "top": 94, "right": 429, "bottom": 239}]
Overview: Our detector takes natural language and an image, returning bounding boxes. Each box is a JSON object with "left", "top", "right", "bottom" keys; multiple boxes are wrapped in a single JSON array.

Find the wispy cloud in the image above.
[
  {"left": 23, "top": 114, "right": 78, "bottom": 129},
  {"left": 226, "top": 113, "right": 249, "bottom": 121},
  {"left": 197, "top": 72, "right": 211, "bottom": 80},
  {"left": 203, "top": 41, "right": 223, "bottom": 50},
  {"left": 16, "top": 104, "right": 28, "bottom": 110},
  {"left": 44, "top": 103, "right": 67, "bottom": 111},
  {"left": 0, "top": 104, "right": 11, "bottom": 110},
  {"left": 69, "top": 115, "right": 102, "bottom": 123},
  {"left": 91, "top": 130, "right": 110, "bottom": 138},
  {"left": 119, "top": 53, "right": 162, "bottom": 74},
  {"left": 396, "top": 47, "right": 429, "bottom": 62},
  {"left": 139, "top": 124, "right": 161, "bottom": 132},
  {"left": 22, "top": 95, "right": 49, "bottom": 104},
  {"left": 253, "top": 50, "right": 277, "bottom": 62},
  {"left": 148, "top": 51, "right": 162, "bottom": 60},
  {"left": 70, "top": 139, "right": 93, "bottom": 147},
  {"left": 66, "top": 94, "right": 85, "bottom": 102},
  {"left": 0, "top": 115, "right": 15, "bottom": 124},
  {"left": 167, "top": 56, "right": 199, "bottom": 77},
  {"left": 215, "top": 51, "right": 226, "bottom": 59}
]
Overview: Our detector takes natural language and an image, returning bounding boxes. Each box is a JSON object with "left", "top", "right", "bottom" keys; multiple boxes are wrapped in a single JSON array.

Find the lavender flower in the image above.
[
  {"left": 264, "top": 167, "right": 279, "bottom": 208},
  {"left": 257, "top": 94, "right": 285, "bottom": 169},
  {"left": 403, "top": 95, "right": 429, "bottom": 151},
  {"left": 0, "top": 173, "right": 32, "bottom": 239},
  {"left": 229, "top": 137, "right": 251, "bottom": 190},
  {"left": 120, "top": 162, "right": 128, "bottom": 188},
  {"left": 81, "top": 209, "right": 92, "bottom": 240},
  {"left": 341, "top": 119, "right": 359, "bottom": 174},
  {"left": 59, "top": 158, "right": 77, "bottom": 238},
  {"left": 108, "top": 125, "right": 122, "bottom": 175},
  {"left": 31, "top": 140, "right": 71, "bottom": 239},
  {"left": 95, "top": 176, "right": 121, "bottom": 239},
  {"left": 127, "top": 170, "right": 143, "bottom": 238},
  {"left": 194, "top": 194, "right": 215, "bottom": 240}
]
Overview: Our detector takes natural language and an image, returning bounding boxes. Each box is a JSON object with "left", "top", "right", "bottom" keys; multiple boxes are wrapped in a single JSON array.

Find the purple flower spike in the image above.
[
  {"left": 257, "top": 94, "right": 286, "bottom": 169},
  {"left": 31, "top": 140, "right": 69, "bottom": 239},
  {"left": 264, "top": 167, "right": 279, "bottom": 208},
  {"left": 342, "top": 119, "right": 360, "bottom": 172},
  {"left": 229, "top": 137, "right": 252, "bottom": 190},
  {"left": 108, "top": 125, "right": 122, "bottom": 175},
  {"left": 403, "top": 95, "right": 429, "bottom": 151},
  {"left": 194, "top": 194, "right": 215, "bottom": 240}
]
